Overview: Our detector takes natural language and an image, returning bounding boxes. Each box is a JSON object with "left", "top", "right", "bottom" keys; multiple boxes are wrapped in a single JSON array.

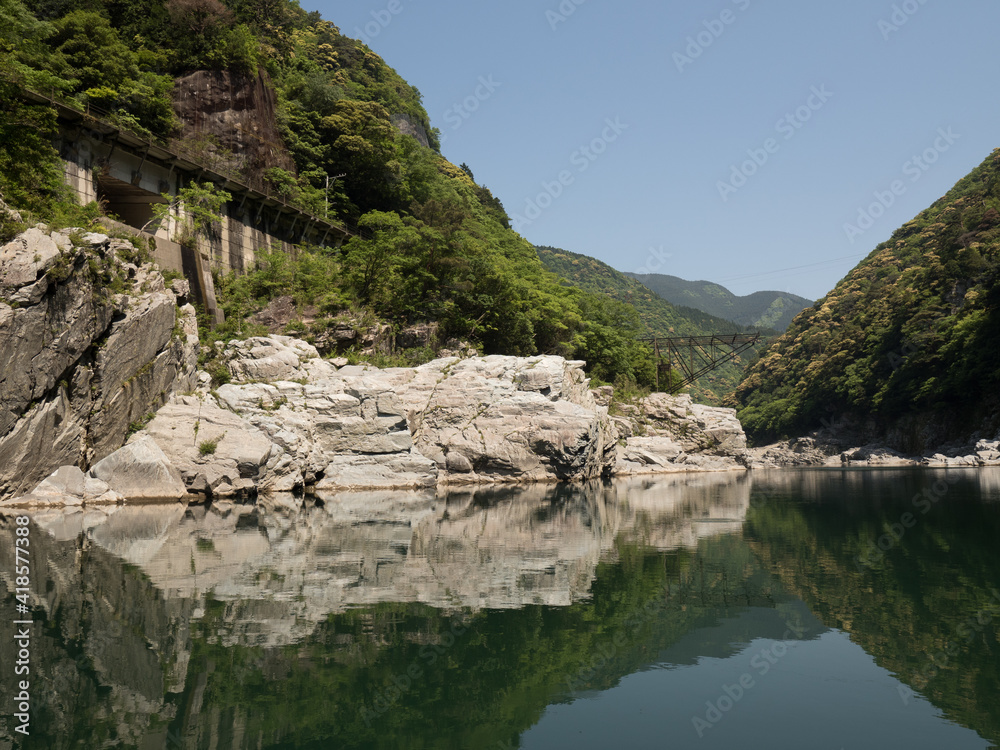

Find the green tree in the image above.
[
  {"left": 147, "top": 181, "right": 232, "bottom": 247},
  {"left": 318, "top": 99, "right": 401, "bottom": 216}
]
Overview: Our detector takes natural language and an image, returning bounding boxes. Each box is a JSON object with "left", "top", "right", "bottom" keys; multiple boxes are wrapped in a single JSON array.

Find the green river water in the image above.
[{"left": 1, "top": 467, "right": 999, "bottom": 749}]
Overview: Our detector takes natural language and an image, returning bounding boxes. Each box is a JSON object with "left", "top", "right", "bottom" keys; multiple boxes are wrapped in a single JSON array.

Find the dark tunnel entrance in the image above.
[{"left": 95, "top": 174, "right": 165, "bottom": 231}]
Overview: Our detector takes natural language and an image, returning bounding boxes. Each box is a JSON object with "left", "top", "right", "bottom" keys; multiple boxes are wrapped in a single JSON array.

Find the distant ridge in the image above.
[
  {"left": 536, "top": 245, "right": 762, "bottom": 404},
  {"left": 625, "top": 273, "right": 812, "bottom": 332}
]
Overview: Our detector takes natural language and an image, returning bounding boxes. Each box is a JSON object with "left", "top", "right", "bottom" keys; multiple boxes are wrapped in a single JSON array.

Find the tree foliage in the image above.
[
  {"left": 537, "top": 245, "right": 767, "bottom": 401},
  {"left": 734, "top": 150, "right": 1000, "bottom": 445},
  {"left": 3, "top": 0, "right": 711, "bottom": 388}
]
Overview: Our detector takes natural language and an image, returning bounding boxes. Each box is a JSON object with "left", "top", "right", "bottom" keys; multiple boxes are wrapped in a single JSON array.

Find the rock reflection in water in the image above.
[
  {"left": 0, "top": 474, "right": 750, "bottom": 747},
  {"left": 21, "top": 473, "right": 750, "bottom": 645}
]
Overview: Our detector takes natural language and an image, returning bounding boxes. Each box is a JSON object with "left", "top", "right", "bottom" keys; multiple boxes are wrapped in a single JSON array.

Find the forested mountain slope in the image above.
[
  {"left": 537, "top": 246, "right": 766, "bottom": 403},
  {"left": 627, "top": 272, "right": 812, "bottom": 332},
  {"left": 735, "top": 149, "right": 1000, "bottom": 448},
  {"left": 0, "top": 0, "right": 658, "bottom": 389}
]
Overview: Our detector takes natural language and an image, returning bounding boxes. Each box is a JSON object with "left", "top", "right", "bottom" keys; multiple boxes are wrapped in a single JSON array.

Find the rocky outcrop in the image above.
[
  {"left": 0, "top": 227, "right": 198, "bottom": 500},
  {"left": 747, "top": 437, "right": 843, "bottom": 469},
  {"left": 391, "top": 113, "right": 431, "bottom": 148},
  {"left": 148, "top": 338, "right": 615, "bottom": 495},
  {"left": 88, "top": 435, "right": 188, "bottom": 500},
  {"left": 8, "top": 465, "right": 123, "bottom": 507},
  {"left": 613, "top": 393, "right": 749, "bottom": 475},
  {"left": 6, "top": 332, "right": 768, "bottom": 502},
  {"left": 746, "top": 432, "right": 1000, "bottom": 469},
  {"left": 172, "top": 68, "right": 297, "bottom": 188},
  {"left": 373, "top": 354, "right": 617, "bottom": 484}
]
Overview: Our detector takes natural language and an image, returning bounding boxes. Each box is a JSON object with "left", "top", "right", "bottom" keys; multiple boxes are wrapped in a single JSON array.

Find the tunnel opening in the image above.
[{"left": 95, "top": 174, "right": 165, "bottom": 231}]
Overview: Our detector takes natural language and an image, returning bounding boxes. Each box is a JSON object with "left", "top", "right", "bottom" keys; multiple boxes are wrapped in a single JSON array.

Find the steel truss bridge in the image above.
[{"left": 642, "top": 334, "right": 762, "bottom": 394}]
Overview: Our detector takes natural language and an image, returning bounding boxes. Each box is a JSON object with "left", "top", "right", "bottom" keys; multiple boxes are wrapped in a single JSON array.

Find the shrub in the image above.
[{"left": 198, "top": 438, "right": 219, "bottom": 455}]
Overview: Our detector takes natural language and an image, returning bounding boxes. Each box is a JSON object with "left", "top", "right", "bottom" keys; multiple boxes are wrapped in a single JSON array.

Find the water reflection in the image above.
[
  {"left": 18, "top": 474, "right": 751, "bottom": 641},
  {"left": 0, "top": 468, "right": 997, "bottom": 749}
]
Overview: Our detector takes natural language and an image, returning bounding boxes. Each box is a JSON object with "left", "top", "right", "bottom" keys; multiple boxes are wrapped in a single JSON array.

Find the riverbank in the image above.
[
  {"left": 747, "top": 434, "right": 1000, "bottom": 470},
  {"left": 5, "top": 228, "right": 996, "bottom": 509},
  {"left": 3, "top": 334, "right": 753, "bottom": 506}
]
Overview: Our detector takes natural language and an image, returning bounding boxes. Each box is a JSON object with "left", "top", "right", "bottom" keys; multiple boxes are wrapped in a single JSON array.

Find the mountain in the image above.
[
  {"left": 734, "top": 149, "right": 1000, "bottom": 448},
  {"left": 537, "top": 245, "right": 764, "bottom": 403},
  {"left": 626, "top": 273, "right": 812, "bottom": 331},
  {"left": 0, "top": 0, "right": 658, "bottom": 391}
]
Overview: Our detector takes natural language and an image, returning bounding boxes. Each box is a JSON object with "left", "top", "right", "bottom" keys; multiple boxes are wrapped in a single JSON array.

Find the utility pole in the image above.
[{"left": 325, "top": 173, "right": 346, "bottom": 218}]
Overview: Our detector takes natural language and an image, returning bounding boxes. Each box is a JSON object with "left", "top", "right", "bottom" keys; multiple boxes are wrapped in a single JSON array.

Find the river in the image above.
[{"left": 1, "top": 467, "right": 999, "bottom": 749}]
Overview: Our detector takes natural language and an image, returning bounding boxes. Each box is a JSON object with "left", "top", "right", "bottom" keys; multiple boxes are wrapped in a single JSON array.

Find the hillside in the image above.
[
  {"left": 627, "top": 273, "right": 812, "bottom": 331},
  {"left": 734, "top": 149, "right": 1000, "bottom": 448},
  {"left": 0, "top": 0, "right": 659, "bottom": 390},
  {"left": 537, "top": 245, "right": 764, "bottom": 403}
]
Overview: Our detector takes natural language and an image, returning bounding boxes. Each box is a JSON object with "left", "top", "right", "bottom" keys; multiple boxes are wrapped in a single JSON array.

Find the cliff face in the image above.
[
  {"left": 171, "top": 69, "right": 297, "bottom": 188},
  {"left": 0, "top": 225, "right": 198, "bottom": 499}
]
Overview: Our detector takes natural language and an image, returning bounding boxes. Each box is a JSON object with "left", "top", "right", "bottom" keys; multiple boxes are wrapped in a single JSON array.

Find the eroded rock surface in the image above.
[
  {"left": 614, "top": 393, "right": 749, "bottom": 475},
  {"left": 0, "top": 227, "right": 198, "bottom": 500},
  {"left": 7, "top": 333, "right": 767, "bottom": 503}
]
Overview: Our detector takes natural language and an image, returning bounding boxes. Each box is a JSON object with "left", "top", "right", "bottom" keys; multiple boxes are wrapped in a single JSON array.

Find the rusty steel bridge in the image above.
[{"left": 642, "top": 333, "right": 762, "bottom": 394}]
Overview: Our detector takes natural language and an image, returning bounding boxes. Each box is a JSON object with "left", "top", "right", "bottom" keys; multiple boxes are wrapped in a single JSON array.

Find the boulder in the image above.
[
  {"left": 367, "top": 355, "right": 615, "bottom": 483},
  {"left": 613, "top": 393, "right": 749, "bottom": 475},
  {"left": 225, "top": 335, "right": 334, "bottom": 384},
  {"left": 396, "top": 321, "right": 439, "bottom": 349},
  {"left": 1, "top": 465, "right": 124, "bottom": 507},
  {"left": 88, "top": 435, "right": 187, "bottom": 500},
  {"left": 316, "top": 452, "right": 438, "bottom": 491},
  {"left": 142, "top": 395, "right": 282, "bottom": 496},
  {"left": 0, "top": 227, "right": 61, "bottom": 288},
  {"left": 249, "top": 294, "right": 297, "bottom": 331}
]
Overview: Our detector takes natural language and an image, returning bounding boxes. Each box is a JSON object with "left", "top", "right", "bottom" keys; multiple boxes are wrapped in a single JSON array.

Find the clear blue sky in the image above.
[{"left": 308, "top": 0, "right": 999, "bottom": 301}]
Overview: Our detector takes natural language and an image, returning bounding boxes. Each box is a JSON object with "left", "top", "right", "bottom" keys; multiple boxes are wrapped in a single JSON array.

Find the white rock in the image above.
[
  {"left": 89, "top": 435, "right": 187, "bottom": 500},
  {"left": 0, "top": 227, "right": 61, "bottom": 288}
]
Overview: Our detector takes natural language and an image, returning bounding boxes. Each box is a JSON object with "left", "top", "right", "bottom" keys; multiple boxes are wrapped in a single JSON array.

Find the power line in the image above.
[{"left": 713, "top": 253, "right": 867, "bottom": 284}]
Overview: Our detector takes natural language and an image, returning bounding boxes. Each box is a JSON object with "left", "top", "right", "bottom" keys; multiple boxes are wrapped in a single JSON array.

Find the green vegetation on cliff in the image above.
[
  {"left": 0, "top": 0, "right": 661, "bottom": 389},
  {"left": 735, "top": 149, "right": 1000, "bottom": 444}
]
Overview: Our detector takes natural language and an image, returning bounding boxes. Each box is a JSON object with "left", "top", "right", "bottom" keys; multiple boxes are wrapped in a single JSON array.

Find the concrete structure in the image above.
[{"left": 34, "top": 90, "right": 352, "bottom": 322}]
